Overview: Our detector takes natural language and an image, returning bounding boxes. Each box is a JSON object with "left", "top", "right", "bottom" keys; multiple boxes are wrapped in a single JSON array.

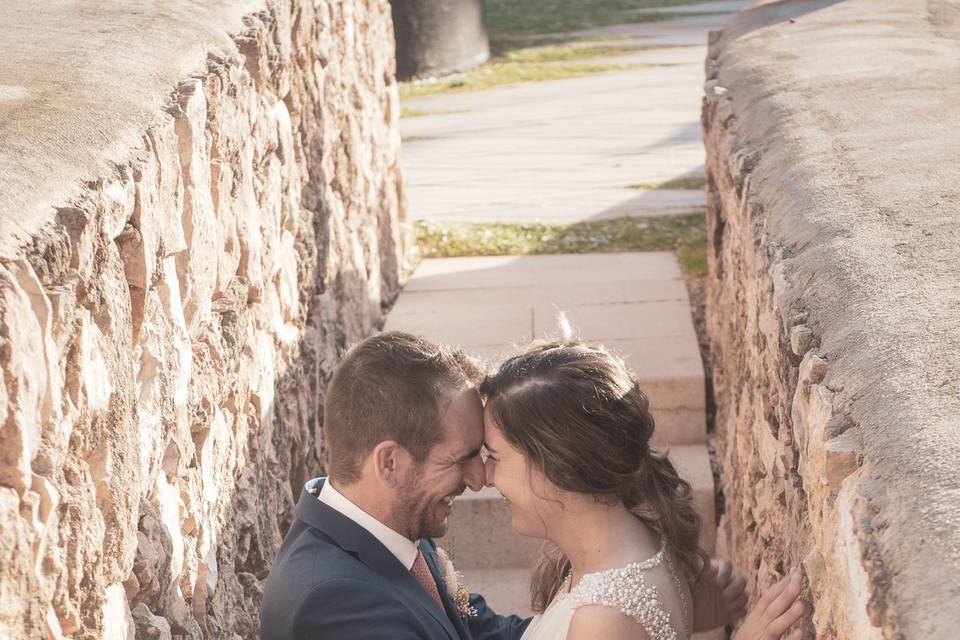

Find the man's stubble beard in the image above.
[{"left": 393, "top": 467, "right": 449, "bottom": 540}]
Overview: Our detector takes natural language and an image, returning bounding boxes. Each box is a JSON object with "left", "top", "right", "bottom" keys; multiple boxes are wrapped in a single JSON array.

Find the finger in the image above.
[
  {"left": 724, "top": 574, "right": 747, "bottom": 599},
  {"left": 756, "top": 570, "right": 794, "bottom": 610},
  {"left": 785, "top": 630, "right": 803, "bottom": 640},
  {"left": 765, "top": 571, "right": 803, "bottom": 619},
  {"left": 765, "top": 600, "right": 805, "bottom": 637},
  {"left": 765, "top": 573, "right": 803, "bottom": 620}
]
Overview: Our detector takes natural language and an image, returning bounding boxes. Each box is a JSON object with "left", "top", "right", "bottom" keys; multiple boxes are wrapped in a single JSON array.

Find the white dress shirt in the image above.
[{"left": 317, "top": 477, "right": 420, "bottom": 570}]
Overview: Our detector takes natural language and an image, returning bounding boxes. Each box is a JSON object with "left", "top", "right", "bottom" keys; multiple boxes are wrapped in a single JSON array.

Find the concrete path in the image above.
[{"left": 399, "top": 2, "right": 747, "bottom": 223}]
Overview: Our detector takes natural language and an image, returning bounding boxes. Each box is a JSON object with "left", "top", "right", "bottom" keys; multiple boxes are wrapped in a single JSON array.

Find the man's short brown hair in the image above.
[{"left": 323, "top": 331, "right": 484, "bottom": 484}]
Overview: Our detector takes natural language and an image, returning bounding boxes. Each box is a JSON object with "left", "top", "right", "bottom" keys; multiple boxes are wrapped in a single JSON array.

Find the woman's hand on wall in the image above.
[{"left": 732, "top": 568, "right": 805, "bottom": 640}]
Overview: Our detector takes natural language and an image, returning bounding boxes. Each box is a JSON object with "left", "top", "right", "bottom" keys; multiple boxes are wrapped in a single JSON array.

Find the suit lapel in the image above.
[{"left": 295, "top": 480, "right": 460, "bottom": 640}]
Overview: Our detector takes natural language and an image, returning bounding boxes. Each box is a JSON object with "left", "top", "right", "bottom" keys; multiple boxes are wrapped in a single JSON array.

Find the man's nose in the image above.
[{"left": 462, "top": 456, "right": 485, "bottom": 492}]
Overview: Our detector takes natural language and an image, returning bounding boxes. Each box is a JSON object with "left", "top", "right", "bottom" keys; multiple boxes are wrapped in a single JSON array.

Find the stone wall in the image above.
[
  {"left": 703, "top": 1, "right": 960, "bottom": 638},
  {"left": 0, "top": 1, "right": 405, "bottom": 638}
]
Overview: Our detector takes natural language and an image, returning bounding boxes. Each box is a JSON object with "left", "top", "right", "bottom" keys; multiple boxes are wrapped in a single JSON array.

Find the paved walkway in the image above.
[{"left": 399, "top": 2, "right": 746, "bottom": 223}]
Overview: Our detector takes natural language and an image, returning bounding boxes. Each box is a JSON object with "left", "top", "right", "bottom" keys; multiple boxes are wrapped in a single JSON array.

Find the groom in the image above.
[
  {"left": 260, "top": 331, "right": 528, "bottom": 639},
  {"left": 260, "top": 331, "right": 749, "bottom": 639}
]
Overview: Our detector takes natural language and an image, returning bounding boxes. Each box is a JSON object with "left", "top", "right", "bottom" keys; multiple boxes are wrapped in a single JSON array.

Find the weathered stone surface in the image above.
[
  {"left": 703, "top": 1, "right": 960, "bottom": 638},
  {"left": 0, "top": 1, "right": 405, "bottom": 637}
]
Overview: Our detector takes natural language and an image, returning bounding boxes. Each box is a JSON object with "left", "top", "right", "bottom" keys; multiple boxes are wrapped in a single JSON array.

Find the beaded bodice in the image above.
[
  {"left": 568, "top": 542, "right": 687, "bottom": 640},
  {"left": 520, "top": 540, "right": 689, "bottom": 640}
]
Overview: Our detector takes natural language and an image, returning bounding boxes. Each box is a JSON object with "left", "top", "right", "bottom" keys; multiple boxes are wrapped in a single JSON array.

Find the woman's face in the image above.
[{"left": 482, "top": 405, "right": 559, "bottom": 539}]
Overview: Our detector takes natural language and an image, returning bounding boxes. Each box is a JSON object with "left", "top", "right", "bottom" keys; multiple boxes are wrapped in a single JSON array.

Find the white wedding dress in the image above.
[{"left": 520, "top": 540, "right": 691, "bottom": 640}]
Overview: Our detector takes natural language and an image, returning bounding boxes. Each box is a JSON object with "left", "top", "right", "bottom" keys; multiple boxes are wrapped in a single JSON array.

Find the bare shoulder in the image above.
[{"left": 567, "top": 604, "right": 651, "bottom": 640}]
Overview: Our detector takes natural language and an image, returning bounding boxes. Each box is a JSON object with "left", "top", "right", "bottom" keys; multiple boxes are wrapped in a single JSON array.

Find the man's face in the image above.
[{"left": 393, "top": 386, "right": 485, "bottom": 540}]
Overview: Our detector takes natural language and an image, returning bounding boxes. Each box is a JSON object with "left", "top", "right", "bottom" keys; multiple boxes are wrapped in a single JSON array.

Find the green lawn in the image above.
[
  {"left": 400, "top": 108, "right": 471, "bottom": 119},
  {"left": 399, "top": 59, "right": 642, "bottom": 100},
  {"left": 486, "top": 0, "right": 722, "bottom": 49},
  {"left": 414, "top": 212, "right": 707, "bottom": 279},
  {"left": 502, "top": 42, "right": 645, "bottom": 62}
]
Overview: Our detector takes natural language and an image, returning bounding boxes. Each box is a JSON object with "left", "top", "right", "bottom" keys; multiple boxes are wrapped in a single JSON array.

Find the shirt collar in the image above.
[{"left": 316, "top": 477, "right": 420, "bottom": 570}]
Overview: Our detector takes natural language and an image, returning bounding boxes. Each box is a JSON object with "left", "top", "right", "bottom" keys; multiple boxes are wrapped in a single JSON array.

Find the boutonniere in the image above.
[{"left": 436, "top": 547, "right": 478, "bottom": 618}]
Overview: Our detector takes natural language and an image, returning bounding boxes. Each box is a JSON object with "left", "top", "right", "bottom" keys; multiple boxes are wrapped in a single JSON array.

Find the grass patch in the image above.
[
  {"left": 401, "top": 108, "right": 471, "bottom": 118},
  {"left": 400, "top": 60, "right": 641, "bottom": 99},
  {"left": 486, "top": 0, "right": 724, "bottom": 45},
  {"left": 401, "top": 135, "right": 440, "bottom": 143},
  {"left": 628, "top": 174, "right": 706, "bottom": 190},
  {"left": 492, "top": 33, "right": 640, "bottom": 52},
  {"left": 414, "top": 212, "right": 707, "bottom": 278},
  {"left": 502, "top": 43, "right": 645, "bottom": 63},
  {"left": 400, "top": 42, "right": 646, "bottom": 99}
]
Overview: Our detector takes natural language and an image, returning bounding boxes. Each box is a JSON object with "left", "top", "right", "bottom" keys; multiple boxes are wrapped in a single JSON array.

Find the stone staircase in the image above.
[{"left": 384, "top": 252, "right": 719, "bottom": 636}]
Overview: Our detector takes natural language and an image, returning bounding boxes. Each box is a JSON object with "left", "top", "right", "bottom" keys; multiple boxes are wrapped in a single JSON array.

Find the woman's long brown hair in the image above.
[{"left": 480, "top": 340, "right": 708, "bottom": 612}]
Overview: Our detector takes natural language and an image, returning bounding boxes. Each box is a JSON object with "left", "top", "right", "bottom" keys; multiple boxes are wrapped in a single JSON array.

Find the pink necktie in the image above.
[{"left": 411, "top": 551, "right": 445, "bottom": 612}]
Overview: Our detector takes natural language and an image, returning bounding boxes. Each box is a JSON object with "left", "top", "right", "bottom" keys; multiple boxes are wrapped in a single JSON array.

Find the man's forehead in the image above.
[
  {"left": 444, "top": 384, "right": 481, "bottom": 412},
  {"left": 440, "top": 386, "right": 484, "bottom": 442}
]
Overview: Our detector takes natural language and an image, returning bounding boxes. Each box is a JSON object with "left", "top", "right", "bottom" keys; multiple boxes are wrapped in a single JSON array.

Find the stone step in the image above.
[
  {"left": 384, "top": 253, "right": 707, "bottom": 446},
  {"left": 440, "top": 444, "right": 716, "bottom": 570},
  {"left": 462, "top": 567, "right": 725, "bottom": 639}
]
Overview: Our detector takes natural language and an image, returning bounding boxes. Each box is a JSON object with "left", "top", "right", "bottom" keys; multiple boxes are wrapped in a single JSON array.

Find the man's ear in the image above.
[{"left": 371, "top": 440, "right": 410, "bottom": 488}]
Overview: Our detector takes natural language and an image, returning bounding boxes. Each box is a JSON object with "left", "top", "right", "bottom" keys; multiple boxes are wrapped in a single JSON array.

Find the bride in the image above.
[{"left": 479, "top": 339, "right": 805, "bottom": 640}]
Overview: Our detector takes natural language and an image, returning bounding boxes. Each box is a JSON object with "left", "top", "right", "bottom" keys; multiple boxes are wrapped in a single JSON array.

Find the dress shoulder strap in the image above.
[{"left": 568, "top": 549, "right": 679, "bottom": 640}]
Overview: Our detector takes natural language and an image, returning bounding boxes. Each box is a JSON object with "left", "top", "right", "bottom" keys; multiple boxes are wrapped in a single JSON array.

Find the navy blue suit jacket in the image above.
[{"left": 260, "top": 479, "right": 531, "bottom": 640}]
